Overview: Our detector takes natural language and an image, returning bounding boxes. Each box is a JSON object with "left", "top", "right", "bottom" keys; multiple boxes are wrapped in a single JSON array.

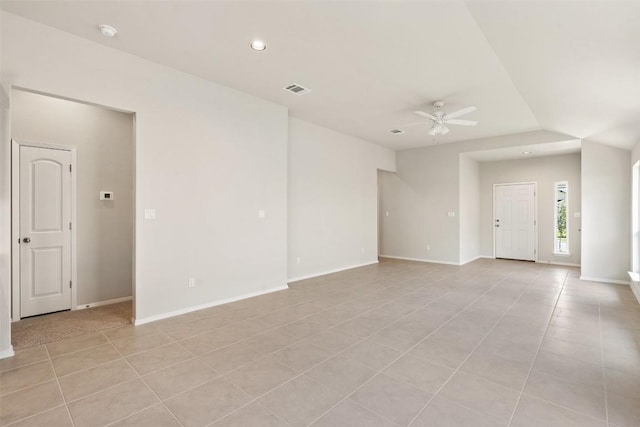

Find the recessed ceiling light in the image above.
[
  {"left": 522, "top": 151, "right": 532, "bottom": 155},
  {"left": 250, "top": 40, "right": 266, "bottom": 51},
  {"left": 98, "top": 24, "right": 117, "bottom": 38}
]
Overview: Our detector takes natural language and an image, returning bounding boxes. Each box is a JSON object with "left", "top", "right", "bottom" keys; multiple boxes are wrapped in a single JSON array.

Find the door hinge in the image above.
[
  {"left": 69, "top": 280, "right": 72, "bottom": 288},
  {"left": 534, "top": 249, "right": 537, "bottom": 254},
  {"left": 69, "top": 222, "right": 72, "bottom": 230},
  {"left": 69, "top": 164, "right": 72, "bottom": 173}
]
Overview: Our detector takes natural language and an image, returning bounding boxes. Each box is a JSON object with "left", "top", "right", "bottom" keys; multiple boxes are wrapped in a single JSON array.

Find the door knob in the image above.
[
  {"left": 22, "top": 237, "right": 31, "bottom": 243},
  {"left": 495, "top": 225, "right": 500, "bottom": 228}
]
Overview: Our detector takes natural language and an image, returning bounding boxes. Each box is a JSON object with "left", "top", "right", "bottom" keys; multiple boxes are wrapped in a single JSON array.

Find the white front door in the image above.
[
  {"left": 20, "top": 145, "right": 72, "bottom": 317},
  {"left": 495, "top": 183, "right": 536, "bottom": 261}
]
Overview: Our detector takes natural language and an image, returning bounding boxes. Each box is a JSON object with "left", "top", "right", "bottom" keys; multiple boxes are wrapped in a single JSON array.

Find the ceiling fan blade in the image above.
[
  {"left": 414, "top": 110, "right": 437, "bottom": 120},
  {"left": 401, "top": 120, "right": 430, "bottom": 128},
  {"left": 445, "top": 106, "right": 477, "bottom": 119},
  {"left": 446, "top": 119, "right": 477, "bottom": 126}
]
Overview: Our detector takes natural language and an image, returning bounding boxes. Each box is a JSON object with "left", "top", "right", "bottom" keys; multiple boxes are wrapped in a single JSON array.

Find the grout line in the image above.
[
  {"left": 307, "top": 270, "right": 518, "bottom": 426},
  {"left": 100, "top": 330, "right": 186, "bottom": 427},
  {"left": 45, "top": 345, "right": 76, "bottom": 427},
  {"left": 406, "top": 272, "right": 548, "bottom": 427},
  {"left": 598, "top": 289, "right": 611, "bottom": 427},
  {"left": 504, "top": 269, "right": 570, "bottom": 426}
]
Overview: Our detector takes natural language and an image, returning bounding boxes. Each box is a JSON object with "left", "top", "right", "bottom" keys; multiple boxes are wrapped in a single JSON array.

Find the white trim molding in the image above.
[
  {"left": 288, "top": 260, "right": 379, "bottom": 283},
  {"left": 134, "top": 285, "right": 289, "bottom": 326},
  {"left": 378, "top": 255, "right": 461, "bottom": 266},
  {"left": 75, "top": 296, "right": 132, "bottom": 310},
  {"left": 0, "top": 346, "right": 15, "bottom": 360},
  {"left": 627, "top": 272, "right": 640, "bottom": 304},
  {"left": 536, "top": 260, "right": 581, "bottom": 268},
  {"left": 580, "top": 276, "right": 630, "bottom": 285}
]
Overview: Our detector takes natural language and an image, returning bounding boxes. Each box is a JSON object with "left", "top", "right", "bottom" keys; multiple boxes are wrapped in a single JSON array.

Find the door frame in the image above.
[
  {"left": 11, "top": 139, "right": 78, "bottom": 321},
  {"left": 492, "top": 181, "right": 538, "bottom": 261}
]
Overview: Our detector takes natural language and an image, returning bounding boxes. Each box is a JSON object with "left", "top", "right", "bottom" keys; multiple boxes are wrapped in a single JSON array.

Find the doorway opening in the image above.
[{"left": 10, "top": 88, "right": 135, "bottom": 349}]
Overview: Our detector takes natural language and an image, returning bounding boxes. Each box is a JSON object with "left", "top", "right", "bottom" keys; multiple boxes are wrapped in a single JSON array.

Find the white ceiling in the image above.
[
  {"left": 2, "top": 1, "right": 639, "bottom": 151},
  {"left": 465, "top": 139, "right": 582, "bottom": 162}
]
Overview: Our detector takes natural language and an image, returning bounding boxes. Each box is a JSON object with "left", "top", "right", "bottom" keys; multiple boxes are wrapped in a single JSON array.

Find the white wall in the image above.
[
  {"left": 581, "top": 140, "right": 630, "bottom": 282},
  {"left": 459, "top": 154, "right": 480, "bottom": 264},
  {"left": 0, "top": 12, "right": 14, "bottom": 357},
  {"left": 380, "top": 130, "right": 576, "bottom": 264},
  {"left": 479, "top": 153, "right": 582, "bottom": 266},
  {"left": 12, "top": 90, "right": 134, "bottom": 306},
  {"left": 1, "top": 12, "right": 288, "bottom": 325},
  {"left": 287, "top": 118, "right": 395, "bottom": 280}
]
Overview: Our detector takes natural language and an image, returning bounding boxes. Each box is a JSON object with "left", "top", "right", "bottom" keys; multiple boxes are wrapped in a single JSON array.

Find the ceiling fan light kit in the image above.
[{"left": 408, "top": 101, "right": 478, "bottom": 139}]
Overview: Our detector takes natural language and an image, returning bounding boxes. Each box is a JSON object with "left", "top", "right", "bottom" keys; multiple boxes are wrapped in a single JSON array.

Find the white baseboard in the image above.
[
  {"left": 0, "top": 345, "right": 15, "bottom": 360},
  {"left": 288, "top": 260, "right": 379, "bottom": 283},
  {"left": 378, "top": 255, "right": 461, "bottom": 266},
  {"left": 536, "top": 260, "right": 581, "bottom": 268},
  {"left": 134, "top": 285, "right": 289, "bottom": 326},
  {"left": 459, "top": 255, "right": 488, "bottom": 266},
  {"left": 75, "top": 296, "right": 132, "bottom": 310},
  {"left": 580, "top": 276, "right": 630, "bottom": 285},
  {"left": 630, "top": 282, "right": 640, "bottom": 304}
]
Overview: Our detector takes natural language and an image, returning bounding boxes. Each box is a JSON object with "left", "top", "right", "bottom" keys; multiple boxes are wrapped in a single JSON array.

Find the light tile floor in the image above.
[{"left": 1, "top": 258, "right": 639, "bottom": 426}]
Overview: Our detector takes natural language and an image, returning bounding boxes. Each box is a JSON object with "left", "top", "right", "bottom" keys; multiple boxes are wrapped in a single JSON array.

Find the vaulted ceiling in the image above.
[{"left": 2, "top": 1, "right": 639, "bottom": 150}]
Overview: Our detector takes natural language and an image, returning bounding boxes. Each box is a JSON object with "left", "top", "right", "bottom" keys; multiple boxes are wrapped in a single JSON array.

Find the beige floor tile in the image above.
[
  {"left": 110, "top": 331, "right": 173, "bottom": 356},
  {"left": 272, "top": 341, "right": 332, "bottom": 372},
  {"left": 0, "top": 346, "right": 48, "bottom": 372},
  {"left": 5, "top": 405, "right": 72, "bottom": 427},
  {"left": 110, "top": 404, "right": 181, "bottom": 427},
  {"left": 439, "top": 372, "right": 520, "bottom": 425},
  {"left": 0, "top": 381, "right": 64, "bottom": 425},
  {"left": 243, "top": 329, "right": 300, "bottom": 355},
  {"left": 164, "top": 378, "right": 252, "bottom": 427},
  {"left": 531, "top": 352, "right": 603, "bottom": 387},
  {"left": 103, "top": 324, "right": 159, "bottom": 341},
  {"left": 511, "top": 395, "right": 607, "bottom": 427},
  {"left": 143, "top": 358, "right": 219, "bottom": 400},
  {"left": 46, "top": 333, "right": 108, "bottom": 358},
  {"left": 459, "top": 349, "right": 531, "bottom": 391},
  {"left": 51, "top": 343, "right": 122, "bottom": 376},
  {"left": 524, "top": 370, "right": 606, "bottom": 420},
  {"left": 178, "top": 327, "right": 241, "bottom": 356},
  {"left": 312, "top": 399, "right": 397, "bottom": 427},
  {"left": 199, "top": 342, "right": 263, "bottom": 374},
  {"left": 212, "top": 401, "right": 289, "bottom": 427},
  {"left": 304, "top": 329, "right": 361, "bottom": 355},
  {"left": 607, "top": 391, "right": 640, "bottom": 427},
  {"left": 67, "top": 379, "right": 159, "bottom": 427},
  {"left": 58, "top": 359, "right": 136, "bottom": 402},
  {"left": 383, "top": 354, "right": 453, "bottom": 394},
  {"left": 259, "top": 375, "right": 342, "bottom": 426},
  {"left": 342, "top": 339, "right": 402, "bottom": 371},
  {"left": 408, "top": 328, "right": 480, "bottom": 369},
  {"left": 539, "top": 336, "right": 602, "bottom": 366},
  {"left": 605, "top": 367, "right": 640, "bottom": 398},
  {"left": 225, "top": 358, "right": 298, "bottom": 397},
  {"left": 278, "top": 317, "right": 328, "bottom": 339},
  {"left": 307, "top": 354, "right": 376, "bottom": 396},
  {"left": 411, "top": 396, "right": 503, "bottom": 427},
  {"left": 350, "top": 374, "right": 432, "bottom": 426},
  {"left": 126, "top": 343, "right": 192, "bottom": 375},
  {"left": 0, "top": 360, "right": 55, "bottom": 395}
]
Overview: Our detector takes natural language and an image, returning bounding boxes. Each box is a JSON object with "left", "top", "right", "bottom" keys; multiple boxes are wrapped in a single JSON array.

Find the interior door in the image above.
[
  {"left": 20, "top": 145, "right": 72, "bottom": 317},
  {"left": 495, "top": 183, "right": 535, "bottom": 261}
]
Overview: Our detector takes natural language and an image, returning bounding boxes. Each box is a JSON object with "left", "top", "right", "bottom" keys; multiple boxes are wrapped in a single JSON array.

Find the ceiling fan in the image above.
[{"left": 409, "top": 101, "right": 478, "bottom": 136}]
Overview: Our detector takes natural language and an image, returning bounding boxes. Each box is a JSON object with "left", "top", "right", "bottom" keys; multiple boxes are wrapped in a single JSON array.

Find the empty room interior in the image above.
[{"left": 1, "top": 2, "right": 639, "bottom": 427}]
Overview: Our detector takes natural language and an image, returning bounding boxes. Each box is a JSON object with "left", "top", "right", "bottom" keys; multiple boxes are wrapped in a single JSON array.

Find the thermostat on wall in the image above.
[{"left": 100, "top": 191, "right": 114, "bottom": 201}]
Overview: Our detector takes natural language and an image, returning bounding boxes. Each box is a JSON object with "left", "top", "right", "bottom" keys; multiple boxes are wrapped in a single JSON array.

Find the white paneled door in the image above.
[
  {"left": 20, "top": 145, "right": 72, "bottom": 317},
  {"left": 495, "top": 183, "right": 536, "bottom": 261}
]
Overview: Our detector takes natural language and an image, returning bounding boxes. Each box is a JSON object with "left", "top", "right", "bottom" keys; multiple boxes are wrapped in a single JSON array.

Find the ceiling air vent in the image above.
[
  {"left": 284, "top": 83, "right": 311, "bottom": 95},
  {"left": 390, "top": 129, "right": 405, "bottom": 134}
]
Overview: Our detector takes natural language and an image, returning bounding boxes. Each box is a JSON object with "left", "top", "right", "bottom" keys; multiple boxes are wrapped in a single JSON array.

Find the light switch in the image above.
[
  {"left": 385, "top": 211, "right": 390, "bottom": 217},
  {"left": 448, "top": 211, "right": 455, "bottom": 217},
  {"left": 144, "top": 209, "right": 156, "bottom": 220},
  {"left": 258, "top": 210, "right": 266, "bottom": 219},
  {"left": 574, "top": 212, "right": 581, "bottom": 218}
]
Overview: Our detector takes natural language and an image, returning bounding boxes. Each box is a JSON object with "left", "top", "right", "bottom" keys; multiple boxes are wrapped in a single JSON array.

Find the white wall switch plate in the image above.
[
  {"left": 448, "top": 211, "right": 455, "bottom": 217},
  {"left": 100, "top": 191, "right": 114, "bottom": 201},
  {"left": 258, "top": 209, "right": 266, "bottom": 219}
]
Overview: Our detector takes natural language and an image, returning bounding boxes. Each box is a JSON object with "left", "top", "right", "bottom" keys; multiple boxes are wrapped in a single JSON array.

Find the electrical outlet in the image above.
[
  {"left": 427, "top": 245, "right": 431, "bottom": 251},
  {"left": 188, "top": 277, "right": 197, "bottom": 288},
  {"left": 361, "top": 247, "right": 365, "bottom": 253},
  {"left": 296, "top": 257, "right": 301, "bottom": 265}
]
